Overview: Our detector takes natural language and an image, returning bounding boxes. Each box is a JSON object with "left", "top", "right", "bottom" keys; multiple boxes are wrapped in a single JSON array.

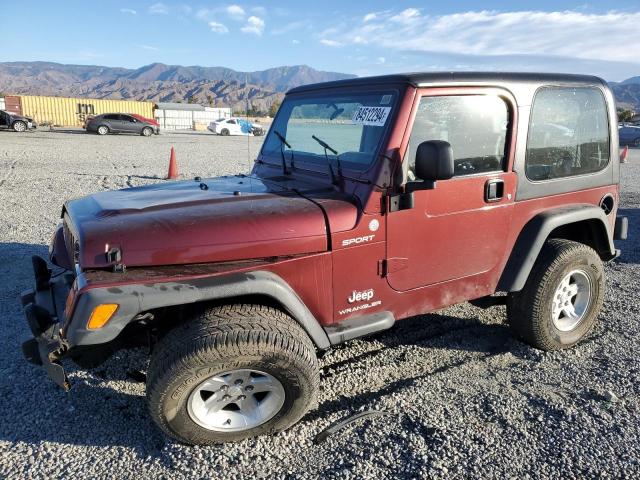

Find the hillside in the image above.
[
  {"left": 610, "top": 77, "right": 640, "bottom": 111},
  {"left": 2, "top": 61, "right": 640, "bottom": 112},
  {"left": 0, "top": 62, "right": 355, "bottom": 112}
]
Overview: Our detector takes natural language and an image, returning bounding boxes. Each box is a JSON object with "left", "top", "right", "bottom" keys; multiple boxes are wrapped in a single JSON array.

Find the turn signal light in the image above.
[{"left": 87, "top": 304, "right": 119, "bottom": 330}]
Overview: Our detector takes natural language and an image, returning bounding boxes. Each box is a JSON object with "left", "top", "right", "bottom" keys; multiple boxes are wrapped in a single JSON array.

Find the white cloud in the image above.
[
  {"left": 320, "top": 39, "right": 343, "bottom": 47},
  {"left": 292, "top": 39, "right": 300, "bottom": 44},
  {"left": 226, "top": 4, "right": 245, "bottom": 19},
  {"left": 241, "top": 16, "right": 265, "bottom": 35},
  {"left": 139, "top": 44, "right": 159, "bottom": 51},
  {"left": 363, "top": 13, "right": 376, "bottom": 22},
  {"left": 148, "top": 3, "right": 168, "bottom": 14},
  {"left": 390, "top": 8, "right": 420, "bottom": 23},
  {"left": 120, "top": 8, "right": 137, "bottom": 15},
  {"left": 377, "top": 56, "right": 386, "bottom": 64},
  {"left": 209, "top": 21, "right": 229, "bottom": 34},
  {"left": 271, "top": 20, "right": 309, "bottom": 35},
  {"left": 252, "top": 6, "right": 267, "bottom": 17},
  {"left": 328, "top": 9, "right": 640, "bottom": 64}
]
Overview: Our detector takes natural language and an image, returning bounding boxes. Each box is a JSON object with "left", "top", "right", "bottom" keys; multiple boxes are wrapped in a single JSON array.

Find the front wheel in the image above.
[
  {"left": 507, "top": 239, "right": 605, "bottom": 350},
  {"left": 12, "top": 121, "right": 27, "bottom": 132},
  {"left": 633, "top": 137, "right": 640, "bottom": 148},
  {"left": 141, "top": 127, "right": 153, "bottom": 137},
  {"left": 147, "top": 305, "right": 319, "bottom": 445}
]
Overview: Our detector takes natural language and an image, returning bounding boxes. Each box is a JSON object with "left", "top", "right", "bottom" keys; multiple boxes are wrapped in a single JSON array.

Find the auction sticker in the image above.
[{"left": 352, "top": 106, "right": 391, "bottom": 126}]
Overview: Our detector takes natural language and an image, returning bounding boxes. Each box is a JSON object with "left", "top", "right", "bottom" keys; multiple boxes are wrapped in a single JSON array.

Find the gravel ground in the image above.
[{"left": 0, "top": 129, "right": 638, "bottom": 479}]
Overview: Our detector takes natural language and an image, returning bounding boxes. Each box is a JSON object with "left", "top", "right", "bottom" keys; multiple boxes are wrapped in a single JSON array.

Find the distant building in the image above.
[{"left": 155, "top": 102, "right": 232, "bottom": 130}]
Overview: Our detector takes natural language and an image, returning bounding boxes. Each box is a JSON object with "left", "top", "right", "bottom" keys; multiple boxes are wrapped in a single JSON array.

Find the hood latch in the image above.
[{"left": 106, "top": 246, "right": 126, "bottom": 273}]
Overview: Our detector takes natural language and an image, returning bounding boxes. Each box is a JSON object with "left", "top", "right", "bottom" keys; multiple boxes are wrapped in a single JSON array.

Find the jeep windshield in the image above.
[{"left": 261, "top": 90, "right": 398, "bottom": 172}]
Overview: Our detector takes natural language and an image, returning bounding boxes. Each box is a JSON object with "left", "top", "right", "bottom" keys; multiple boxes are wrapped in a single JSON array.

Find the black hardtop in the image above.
[{"left": 287, "top": 71, "right": 607, "bottom": 95}]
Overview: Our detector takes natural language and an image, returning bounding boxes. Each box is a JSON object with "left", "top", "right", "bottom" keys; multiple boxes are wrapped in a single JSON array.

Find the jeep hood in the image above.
[{"left": 64, "top": 175, "right": 357, "bottom": 269}]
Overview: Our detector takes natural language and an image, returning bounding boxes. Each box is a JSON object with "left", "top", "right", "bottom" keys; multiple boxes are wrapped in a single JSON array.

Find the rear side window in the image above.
[
  {"left": 526, "top": 87, "right": 610, "bottom": 181},
  {"left": 406, "top": 95, "right": 509, "bottom": 178}
]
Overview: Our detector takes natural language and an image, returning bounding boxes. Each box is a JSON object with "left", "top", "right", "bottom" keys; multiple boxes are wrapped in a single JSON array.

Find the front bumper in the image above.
[{"left": 21, "top": 256, "right": 73, "bottom": 391}]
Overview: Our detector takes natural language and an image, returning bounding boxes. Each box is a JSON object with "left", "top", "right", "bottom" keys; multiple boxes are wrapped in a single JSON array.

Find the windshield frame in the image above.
[{"left": 258, "top": 86, "right": 402, "bottom": 176}]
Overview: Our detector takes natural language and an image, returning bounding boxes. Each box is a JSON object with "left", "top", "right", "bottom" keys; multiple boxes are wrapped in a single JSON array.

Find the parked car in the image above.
[
  {"left": 22, "top": 72, "right": 627, "bottom": 446},
  {"left": 619, "top": 124, "right": 640, "bottom": 147},
  {"left": 0, "top": 109, "right": 37, "bottom": 132},
  {"left": 130, "top": 113, "right": 160, "bottom": 129},
  {"left": 85, "top": 113, "right": 159, "bottom": 136},
  {"left": 208, "top": 117, "right": 264, "bottom": 136}
]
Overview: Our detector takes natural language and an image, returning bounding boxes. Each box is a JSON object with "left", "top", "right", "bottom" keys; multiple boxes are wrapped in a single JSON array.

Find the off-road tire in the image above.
[
  {"left": 147, "top": 304, "right": 319, "bottom": 445},
  {"left": 12, "top": 121, "right": 27, "bottom": 132},
  {"left": 141, "top": 126, "right": 153, "bottom": 137},
  {"left": 97, "top": 125, "right": 109, "bottom": 135},
  {"left": 506, "top": 239, "right": 605, "bottom": 350},
  {"left": 220, "top": 128, "right": 230, "bottom": 136}
]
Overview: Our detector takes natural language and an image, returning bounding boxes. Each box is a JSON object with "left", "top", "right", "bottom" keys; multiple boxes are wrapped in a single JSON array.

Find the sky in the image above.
[{"left": 2, "top": 1, "right": 640, "bottom": 81}]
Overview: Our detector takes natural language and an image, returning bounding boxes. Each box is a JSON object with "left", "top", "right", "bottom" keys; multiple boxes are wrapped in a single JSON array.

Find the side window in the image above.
[
  {"left": 228, "top": 119, "right": 236, "bottom": 124},
  {"left": 406, "top": 95, "right": 509, "bottom": 178},
  {"left": 120, "top": 115, "right": 133, "bottom": 122},
  {"left": 526, "top": 87, "right": 610, "bottom": 181}
]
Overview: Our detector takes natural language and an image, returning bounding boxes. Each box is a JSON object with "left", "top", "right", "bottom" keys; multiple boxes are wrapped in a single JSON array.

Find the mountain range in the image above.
[
  {"left": 0, "top": 62, "right": 356, "bottom": 113},
  {"left": 610, "top": 76, "right": 640, "bottom": 112},
  {"left": 1, "top": 61, "right": 640, "bottom": 113}
]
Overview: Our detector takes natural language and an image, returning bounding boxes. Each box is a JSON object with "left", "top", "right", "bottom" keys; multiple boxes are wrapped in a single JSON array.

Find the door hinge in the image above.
[{"left": 378, "top": 257, "right": 409, "bottom": 276}]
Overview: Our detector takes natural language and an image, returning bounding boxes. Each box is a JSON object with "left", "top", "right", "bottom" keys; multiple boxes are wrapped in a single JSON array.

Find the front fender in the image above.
[{"left": 65, "top": 270, "right": 330, "bottom": 349}]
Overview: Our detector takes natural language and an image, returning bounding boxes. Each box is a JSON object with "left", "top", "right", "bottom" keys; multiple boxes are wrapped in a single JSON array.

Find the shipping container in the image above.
[
  {"left": 17, "top": 95, "right": 154, "bottom": 127},
  {"left": 4, "top": 96, "right": 22, "bottom": 116}
]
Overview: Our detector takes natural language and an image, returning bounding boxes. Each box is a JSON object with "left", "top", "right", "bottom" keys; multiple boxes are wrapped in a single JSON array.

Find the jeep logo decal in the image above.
[
  {"left": 342, "top": 235, "right": 375, "bottom": 247},
  {"left": 348, "top": 289, "right": 375, "bottom": 304}
]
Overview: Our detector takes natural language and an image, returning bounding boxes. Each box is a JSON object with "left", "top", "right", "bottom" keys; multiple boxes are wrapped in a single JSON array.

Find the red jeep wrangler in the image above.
[{"left": 22, "top": 73, "right": 628, "bottom": 445}]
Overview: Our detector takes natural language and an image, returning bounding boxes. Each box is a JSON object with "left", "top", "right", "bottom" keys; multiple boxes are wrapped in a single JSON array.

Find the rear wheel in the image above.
[
  {"left": 507, "top": 239, "right": 605, "bottom": 350},
  {"left": 97, "top": 125, "right": 109, "bottom": 135},
  {"left": 12, "top": 121, "right": 26, "bottom": 132},
  {"left": 147, "top": 304, "right": 319, "bottom": 445},
  {"left": 141, "top": 126, "right": 153, "bottom": 137},
  {"left": 633, "top": 137, "right": 640, "bottom": 148},
  {"left": 220, "top": 128, "right": 230, "bottom": 136}
]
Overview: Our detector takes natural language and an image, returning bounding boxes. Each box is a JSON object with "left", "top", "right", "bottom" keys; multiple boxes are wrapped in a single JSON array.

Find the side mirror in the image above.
[{"left": 414, "top": 140, "right": 455, "bottom": 182}]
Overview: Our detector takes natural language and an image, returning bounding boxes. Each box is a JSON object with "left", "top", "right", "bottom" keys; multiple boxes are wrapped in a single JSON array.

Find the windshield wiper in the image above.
[
  {"left": 311, "top": 134, "right": 344, "bottom": 185},
  {"left": 273, "top": 129, "right": 294, "bottom": 175}
]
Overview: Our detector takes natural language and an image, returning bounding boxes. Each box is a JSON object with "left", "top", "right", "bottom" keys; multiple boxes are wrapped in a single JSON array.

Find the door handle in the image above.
[{"left": 484, "top": 178, "right": 504, "bottom": 202}]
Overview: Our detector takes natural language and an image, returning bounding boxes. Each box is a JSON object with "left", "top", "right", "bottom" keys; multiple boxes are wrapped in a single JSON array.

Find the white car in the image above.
[{"left": 208, "top": 117, "right": 264, "bottom": 136}]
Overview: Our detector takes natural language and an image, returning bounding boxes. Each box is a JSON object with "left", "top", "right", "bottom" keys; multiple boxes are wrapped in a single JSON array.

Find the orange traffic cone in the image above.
[
  {"left": 167, "top": 147, "right": 179, "bottom": 179},
  {"left": 620, "top": 145, "right": 629, "bottom": 164}
]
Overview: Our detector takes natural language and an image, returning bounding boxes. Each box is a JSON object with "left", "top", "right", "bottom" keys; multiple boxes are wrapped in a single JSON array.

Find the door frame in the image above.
[{"left": 383, "top": 85, "right": 520, "bottom": 292}]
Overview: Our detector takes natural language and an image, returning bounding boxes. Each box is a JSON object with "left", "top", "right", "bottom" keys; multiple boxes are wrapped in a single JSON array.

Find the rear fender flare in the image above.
[
  {"left": 498, "top": 204, "right": 615, "bottom": 292},
  {"left": 67, "top": 270, "right": 330, "bottom": 349}
]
